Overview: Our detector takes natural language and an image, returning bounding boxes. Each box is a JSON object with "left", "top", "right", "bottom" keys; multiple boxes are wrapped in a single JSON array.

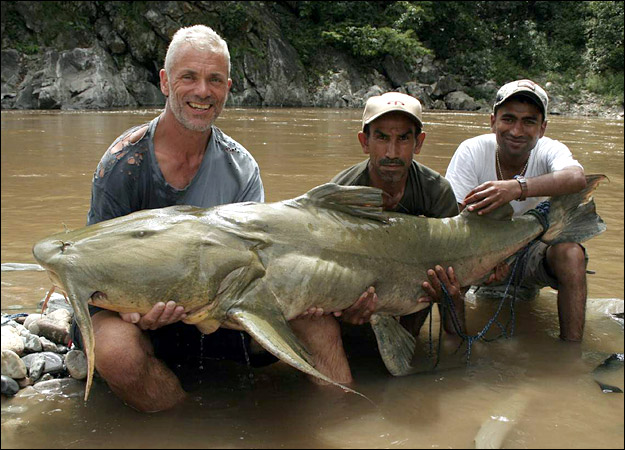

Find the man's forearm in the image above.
[{"left": 525, "top": 168, "right": 586, "bottom": 198}]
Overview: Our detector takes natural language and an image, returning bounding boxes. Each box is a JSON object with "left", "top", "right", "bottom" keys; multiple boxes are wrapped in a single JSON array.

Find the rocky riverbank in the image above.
[
  {"left": 1, "top": 2, "right": 622, "bottom": 118},
  {"left": 1, "top": 294, "right": 87, "bottom": 397}
]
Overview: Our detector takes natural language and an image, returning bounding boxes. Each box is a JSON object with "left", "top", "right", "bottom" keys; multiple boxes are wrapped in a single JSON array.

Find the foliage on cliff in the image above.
[{"left": 1, "top": 1, "right": 623, "bottom": 105}]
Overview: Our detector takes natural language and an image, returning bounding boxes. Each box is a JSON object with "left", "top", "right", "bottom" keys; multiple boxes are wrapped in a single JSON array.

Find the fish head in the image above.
[
  {"left": 32, "top": 206, "right": 260, "bottom": 400},
  {"left": 33, "top": 206, "right": 257, "bottom": 310}
]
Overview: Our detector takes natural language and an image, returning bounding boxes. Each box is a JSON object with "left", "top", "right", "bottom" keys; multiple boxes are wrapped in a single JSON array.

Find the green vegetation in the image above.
[
  {"left": 273, "top": 1, "right": 623, "bottom": 105},
  {"left": 1, "top": 1, "right": 622, "bottom": 106}
]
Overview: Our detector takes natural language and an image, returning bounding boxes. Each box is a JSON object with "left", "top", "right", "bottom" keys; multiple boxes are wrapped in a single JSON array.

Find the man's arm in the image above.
[{"left": 463, "top": 167, "right": 586, "bottom": 215}]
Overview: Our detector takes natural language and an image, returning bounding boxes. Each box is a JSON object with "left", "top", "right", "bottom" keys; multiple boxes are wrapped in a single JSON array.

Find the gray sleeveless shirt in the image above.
[{"left": 87, "top": 115, "right": 264, "bottom": 225}]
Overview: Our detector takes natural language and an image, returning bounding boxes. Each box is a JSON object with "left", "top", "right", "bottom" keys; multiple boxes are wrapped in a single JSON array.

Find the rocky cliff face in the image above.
[
  {"left": 2, "top": 1, "right": 620, "bottom": 117},
  {"left": 1, "top": 1, "right": 488, "bottom": 112}
]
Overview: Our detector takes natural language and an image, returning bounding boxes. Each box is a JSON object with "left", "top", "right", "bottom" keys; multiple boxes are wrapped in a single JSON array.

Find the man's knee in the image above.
[{"left": 547, "top": 243, "right": 586, "bottom": 276}]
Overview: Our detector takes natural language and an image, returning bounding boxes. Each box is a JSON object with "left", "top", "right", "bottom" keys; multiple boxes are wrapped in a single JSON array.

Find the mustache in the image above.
[{"left": 379, "top": 158, "right": 405, "bottom": 166}]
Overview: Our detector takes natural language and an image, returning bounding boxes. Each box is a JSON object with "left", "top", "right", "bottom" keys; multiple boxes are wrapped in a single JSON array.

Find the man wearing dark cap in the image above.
[
  {"left": 324, "top": 92, "right": 463, "bottom": 338},
  {"left": 445, "top": 79, "right": 588, "bottom": 342}
]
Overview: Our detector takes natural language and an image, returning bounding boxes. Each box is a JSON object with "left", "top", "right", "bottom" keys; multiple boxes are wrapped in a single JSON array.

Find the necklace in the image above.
[{"left": 496, "top": 147, "right": 530, "bottom": 180}]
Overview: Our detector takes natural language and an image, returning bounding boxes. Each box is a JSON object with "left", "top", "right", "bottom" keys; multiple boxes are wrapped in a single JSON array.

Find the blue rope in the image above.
[{"left": 434, "top": 243, "right": 532, "bottom": 363}]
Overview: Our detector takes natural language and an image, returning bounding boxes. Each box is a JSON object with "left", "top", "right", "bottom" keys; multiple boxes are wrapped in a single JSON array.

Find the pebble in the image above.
[
  {"left": 22, "top": 334, "right": 43, "bottom": 353},
  {"left": 65, "top": 350, "right": 88, "bottom": 380},
  {"left": 1, "top": 350, "right": 27, "bottom": 379},
  {"left": 1, "top": 375, "right": 20, "bottom": 396},
  {"left": 1, "top": 326, "right": 25, "bottom": 355},
  {"left": 25, "top": 354, "right": 45, "bottom": 381},
  {"left": 47, "top": 309, "right": 72, "bottom": 325},
  {"left": 39, "top": 336, "right": 59, "bottom": 353},
  {"left": 27, "top": 318, "right": 70, "bottom": 345},
  {"left": 22, "top": 314, "right": 42, "bottom": 330},
  {"left": 1, "top": 302, "right": 85, "bottom": 399},
  {"left": 21, "top": 352, "right": 64, "bottom": 375}
]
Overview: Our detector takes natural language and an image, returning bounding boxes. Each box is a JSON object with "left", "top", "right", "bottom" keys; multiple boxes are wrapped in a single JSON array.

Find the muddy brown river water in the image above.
[{"left": 1, "top": 108, "right": 623, "bottom": 448}]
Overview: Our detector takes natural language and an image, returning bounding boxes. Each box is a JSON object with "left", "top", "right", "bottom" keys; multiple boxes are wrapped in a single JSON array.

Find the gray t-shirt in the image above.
[{"left": 87, "top": 115, "right": 264, "bottom": 225}]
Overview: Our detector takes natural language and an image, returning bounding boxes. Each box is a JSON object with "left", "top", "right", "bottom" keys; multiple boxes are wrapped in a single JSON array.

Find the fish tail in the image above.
[{"left": 534, "top": 174, "right": 607, "bottom": 245}]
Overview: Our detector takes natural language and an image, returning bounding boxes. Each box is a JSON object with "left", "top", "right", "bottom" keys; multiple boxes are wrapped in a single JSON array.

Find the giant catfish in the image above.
[{"left": 32, "top": 175, "right": 606, "bottom": 401}]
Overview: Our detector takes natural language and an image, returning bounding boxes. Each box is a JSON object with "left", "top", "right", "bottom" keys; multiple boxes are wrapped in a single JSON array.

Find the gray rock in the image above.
[
  {"left": 400, "top": 82, "right": 434, "bottom": 109},
  {"left": 1, "top": 327, "right": 25, "bottom": 355},
  {"left": 1, "top": 49, "right": 23, "bottom": 109},
  {"left": 39, "top": 336, "right": 59, "bottom": 353},
  {"left": 27, "top": 318, "right": 70, "bottom": 345},
  {"left": 1, "top": 350, "right": 27, "bottom": 379},
  {"left": 17, "top": 377, "right": 34, "bottom": 388},
  {"left": 415, "top": 63, "right": 440, "bottom": 84},
  {"left": 21, "top": 352, "right": 64, "bottom": 375},
  {"left": 431, "top": 99, "right": 447, "bottom": 110},
  {"left": 433, "top": 75, "right": 461, "bottom": 98},
  {"left": 23, "top": 313, "right": 43, "bottom": 330},
  {"left": 444, "top": 91, "right": 480, "bottom": 111},
  {"left": 38, "top": 373, "right": 54, "bottom": 383},
  {"left": 22, "top": 333, "right": 43, "bottom": 353},
  {"left": 12, "top": 45, "right": 138, "bottom": 110},
  {"left": 46, "top": 308, "right": 73, "bottom": 325},
  {"left": 383, "top": 55, "right": 412, "bottom": 87},
  {"left": 65, "top": 350, "right": 88, "bottom": 380},
  {"left": 1, "top": 375, "right": 20, "bottom": 396},
  {"left": 25, "top": 354, "right": 45, "bottom": 381},
  {"left": 473, "top": 79, "right": 499, "bottom": 102}
]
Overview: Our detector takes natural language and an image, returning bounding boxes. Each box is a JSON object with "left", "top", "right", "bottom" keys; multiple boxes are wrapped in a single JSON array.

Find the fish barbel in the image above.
[{"left": 32, "top": 175, "right": 606, "bottom": 401}]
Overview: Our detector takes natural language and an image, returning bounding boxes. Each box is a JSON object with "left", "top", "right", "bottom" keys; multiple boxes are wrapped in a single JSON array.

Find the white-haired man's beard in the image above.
[{"left": 167, "top": 90, "right": 226, "bottom": 132}]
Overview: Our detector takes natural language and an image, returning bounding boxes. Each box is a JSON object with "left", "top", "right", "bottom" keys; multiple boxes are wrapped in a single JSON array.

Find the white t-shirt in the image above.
[{"left": 445, "top": 133, "right": 583, "bottom": 215}]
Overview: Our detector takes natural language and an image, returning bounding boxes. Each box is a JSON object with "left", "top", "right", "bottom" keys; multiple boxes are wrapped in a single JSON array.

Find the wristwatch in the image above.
[{"left": 514, "top": 175, "right": 528, "bottom": 201}]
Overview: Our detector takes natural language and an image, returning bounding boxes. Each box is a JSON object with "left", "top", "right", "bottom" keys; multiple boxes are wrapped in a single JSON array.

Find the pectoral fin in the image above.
[
  {"left": 370, "top": 314, "right": 418, "bottom": 376},
  {"left": 226, "top": 291, "right": 366, "bottom": 398},
  {"left": 228, "top": 306, "right": 358, "bottom": 393}
]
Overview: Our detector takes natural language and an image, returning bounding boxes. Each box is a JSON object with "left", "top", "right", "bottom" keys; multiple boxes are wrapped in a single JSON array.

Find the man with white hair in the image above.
[{"left": 72, "top": 25, "right": 277, "bottom": 412}]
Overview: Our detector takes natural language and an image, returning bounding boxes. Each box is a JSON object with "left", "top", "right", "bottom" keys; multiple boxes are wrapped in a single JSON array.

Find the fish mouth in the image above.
[{"left": 89, "top": 291, "right": 107, "bottom": 305}]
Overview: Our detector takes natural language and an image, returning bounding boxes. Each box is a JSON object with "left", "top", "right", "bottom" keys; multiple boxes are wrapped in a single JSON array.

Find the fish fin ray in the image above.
[
  {"left": 288, "top": 183, "right": 388, "bottom": 223},
  {"left": 461, "top": 203, "right": 514, "bottom": 221},
  {"left": 228, "top": 307, "right": 365, "bottom": 394},
  {"left": 370, "top": 314, "right": 418, "bottom": 376},
  {"left": 540, "top": 174, "right": 607, "bottom": 244}
]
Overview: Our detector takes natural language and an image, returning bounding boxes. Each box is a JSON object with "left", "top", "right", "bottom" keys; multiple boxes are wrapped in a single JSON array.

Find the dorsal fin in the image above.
[
  {"left": 461, "top": 202, "right": 515, "bottom": 221},
  {"left": 287, "top": 183, "right": 388, "bottom": 223}
]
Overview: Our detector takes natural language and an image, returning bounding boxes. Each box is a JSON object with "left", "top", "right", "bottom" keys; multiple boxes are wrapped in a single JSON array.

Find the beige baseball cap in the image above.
[
  {"left": 362, "top": 92, "right": 423, "bottom": 131},
  {"left": 493, "top": 79, "right": 549, "bottom": 118}
]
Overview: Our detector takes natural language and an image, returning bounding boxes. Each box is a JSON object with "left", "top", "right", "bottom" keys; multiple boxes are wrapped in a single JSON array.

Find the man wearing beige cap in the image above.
[
  {"left": 445, "top": 79, "right": 588, "bottom": 342},
  {"left": 326, "top": 92, "right": 463, "bottom": 337}
]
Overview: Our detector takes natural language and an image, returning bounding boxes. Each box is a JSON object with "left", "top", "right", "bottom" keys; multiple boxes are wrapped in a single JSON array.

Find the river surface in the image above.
[{"left": 1, "top": 108, "right": 623, "bottom": 449}]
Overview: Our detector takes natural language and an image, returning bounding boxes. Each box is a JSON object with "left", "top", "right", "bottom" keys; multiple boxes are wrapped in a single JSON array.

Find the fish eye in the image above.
[{"left": 132, "top": 230, "right": 154, "bottom": 239}]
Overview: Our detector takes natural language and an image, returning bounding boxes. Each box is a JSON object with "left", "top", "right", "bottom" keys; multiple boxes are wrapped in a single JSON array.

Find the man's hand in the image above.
[
  {"left": 418, "top": 265, "right": 462, "bottom": 304},
  {"left": 484, "top": 261, "right": 511, "bottom": 285},
  {"left": 419, "top": 265, "right": 466, "bottom": 335},
  {"left": 334, "top": 286, "right": 378, "bottom": 325},
  {"left": 120, "top": 301, "right": 187, "bottom": 331},
  {"left": 295, "top": 286, "right": 378, "bottom": 325},
  {"left": 462, "top": 180, "right": 522, "bottom": 215}
]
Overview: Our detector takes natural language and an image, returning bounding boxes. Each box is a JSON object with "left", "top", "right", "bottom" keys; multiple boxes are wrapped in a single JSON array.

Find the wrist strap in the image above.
[{"left": 514, "top": 175, "right": 528, "bottom": 201}]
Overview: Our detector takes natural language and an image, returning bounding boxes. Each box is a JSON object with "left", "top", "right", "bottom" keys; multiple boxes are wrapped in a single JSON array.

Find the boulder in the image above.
[{"left": 444, "top": 91, "right": 481, "bottom": 111}]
